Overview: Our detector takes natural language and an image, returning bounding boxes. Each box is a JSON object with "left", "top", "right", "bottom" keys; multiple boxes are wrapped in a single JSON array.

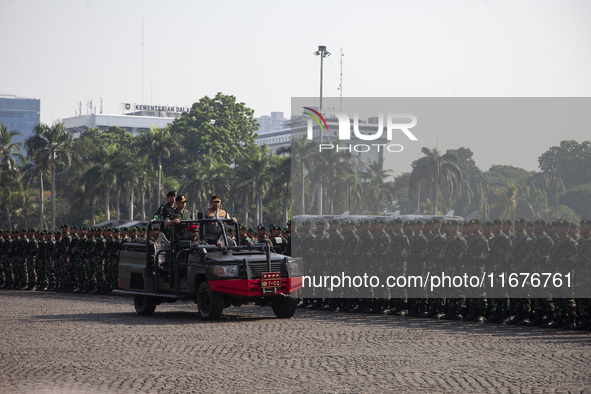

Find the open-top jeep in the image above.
[{"left": 113, "top": 219, "right": 303, "bottom": 320}]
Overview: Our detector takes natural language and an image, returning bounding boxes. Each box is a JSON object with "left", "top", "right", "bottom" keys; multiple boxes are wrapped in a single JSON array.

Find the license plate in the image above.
[{"left": 261, "top": 272, "right": 281, "bottom": 288}]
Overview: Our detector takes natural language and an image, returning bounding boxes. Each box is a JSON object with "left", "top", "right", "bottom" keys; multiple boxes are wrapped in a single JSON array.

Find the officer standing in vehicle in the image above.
[{"left": 202, "top": 195, "right": 235, "bottom": 244}]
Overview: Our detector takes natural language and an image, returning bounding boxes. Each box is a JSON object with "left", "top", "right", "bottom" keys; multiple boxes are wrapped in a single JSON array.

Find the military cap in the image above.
[
  {"left": 526, "top": 221, "right": 534, "bottom": 227},
  {"left": 272, "top": 225, "right": 283, "bottom": 231},
  {"left": 515, "top": 218, "right": 527, "bottom": 224},
  {"left": 449, "top": 219, "right": 460, "bottom": 226},
  {"left": 176, "top": 195, "right": 187, "bottom": 203},
  {"left": 581, "top": 219, "right": 591, "bottom": 225},
  {"left": 415, "top": 219, "right": 424, "bottom": 225},
  {"left": 342, "top": 220, "right": 355, "bottom": 226},
  {"left": 316, "top": 220, "right": 327, "bottom": 226},
  {"left": 240, "top": 225, "right": 248, "bottom": 231},
  {"left": 392, "top": 218, "right": 404, "bottom": 224},
  {"left": 555, "top": 219, "right": 569, "bottom": 226},
  {"left": 287, "top": 220, "right": 292, "bottom": 226},
  {"left": 372, "top": 218, "right": 386, "bottom": 224},
  {"left": 210, "top": 195, "right": 221, "bottom": 202},
  {"left": 113, "top": 228, "right": 121, "bottom": 233},
  {"left": 492, "top": 219, "right": 503, "bottom": 225},
  {"left": 468, "top": 219, "right": 482, "bottom": 226},
  {"left": 429, "top": 218, "right": 441, "bottom": 225},
  {"left": 130, "top": 227, "right": 138, "bottom": 232},
  {"left": 570, "top": 223, "right": 579, "bottom": 229},
  {"left": 226, "top": 226, "right": 235, "bottom": 232},
  {"left": 502, "top": 219, "right": 513, "bottom": 226},
  {"left": 328, "top": 219, "right": 340, "bottom": 226},
  {"left": 302, "top": 219, "right": 312, "bottom": 225},
  {"left": 547, "top": 221, "right": 555, "bottom": 227},
  {"left": 483, "top": 220, "right": 493, "bottom": 226},
  {"left": 166, "top": 190, "right": 177, "bottom": 197},
  {"left": 19, "top": 228, "right": 27, "bottom": 232},
  {"left": 358, "top": 219, "right": 371, "bottom": 226},
  {"left": 534, "top": 219, "right": 546, "bottom": 226},
  {"left": 257, "top": 224, "right": 269, "bottom": 232},
  {"left": 188, "top": 224, "right": 199, "bottom": 232},
  {"left": 248, "top": 227, "right": 256, "bottom": 233},
  {"left": 121, "top": 227, "right": 128, "bottom": 231},
  {"left": 61, "top": 224, "right": 70, "bottom": 228}
]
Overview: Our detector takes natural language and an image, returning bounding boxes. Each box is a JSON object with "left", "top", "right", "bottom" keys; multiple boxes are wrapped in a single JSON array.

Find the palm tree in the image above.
[
  {"left": 359, "top": 157, "right": 394, "bottom": 214},
  {"left": 0, "top": 124, "right": 25, "bottom": 229},
  {"left": 409, "top": 147, "right": 462, "bottom": 215},
  {"left": 24, "top": 122, "right": 73, "bottom": 229},
  {"left": 490, "top": 182, "right": 519, "bottom": 219},
  {"left": 135, "top": 126, "right": 182, "bottom": 208},
  {"left": 83, "top": 142, "right": 123, "bottom": 221},
  {"left": 290, "top": 136, "right": 318, "bottom": 215},
  {"left": 235, "top": 145, "right": 272, "bottom": 225}
]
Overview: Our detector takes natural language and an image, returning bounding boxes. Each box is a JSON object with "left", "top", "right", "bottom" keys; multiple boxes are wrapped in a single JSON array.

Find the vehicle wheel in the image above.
[
  {"left": 134, "top": 295, "right": 157, "bottom": 315},
  {"left": 197, "top": 281, "right": 224, "bottom": 320},
  {"left": 271, "top": 296, "right": 299, "bottom": 318}
]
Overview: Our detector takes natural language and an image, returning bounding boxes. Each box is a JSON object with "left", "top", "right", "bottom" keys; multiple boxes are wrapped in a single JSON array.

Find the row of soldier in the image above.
[
  {"left": 291, "top": 217, "right": 591, "bottom": 330},
  {"left": 0, "top": 226, "right": 146, "bottom": 293}
]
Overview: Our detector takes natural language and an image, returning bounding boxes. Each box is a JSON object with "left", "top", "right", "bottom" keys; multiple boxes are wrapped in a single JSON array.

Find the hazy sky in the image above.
[{"left": 2, "top": 0, "right": 590, "bottom": 171}]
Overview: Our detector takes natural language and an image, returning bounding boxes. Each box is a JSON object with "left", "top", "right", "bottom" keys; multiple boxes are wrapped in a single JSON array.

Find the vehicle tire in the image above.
[
  {"left": 197, "top": 281, "right": 224, "bottom": 320},
  {"left": 271, "top": 296, "right": 299, "bottom": 318},
  {"left": 134, "top": 295, "right": 157, "bottom": 315}
]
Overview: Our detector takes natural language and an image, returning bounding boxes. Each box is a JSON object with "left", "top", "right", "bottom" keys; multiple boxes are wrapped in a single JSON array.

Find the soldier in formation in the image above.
[{"left": 290, "top": 216, "right": 590, "bottom": 330}]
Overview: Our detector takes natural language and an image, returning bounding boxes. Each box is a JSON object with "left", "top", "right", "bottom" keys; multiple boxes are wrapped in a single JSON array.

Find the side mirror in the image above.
[{"left": 198, "top": 247, "right": 208, "bottom": 259}]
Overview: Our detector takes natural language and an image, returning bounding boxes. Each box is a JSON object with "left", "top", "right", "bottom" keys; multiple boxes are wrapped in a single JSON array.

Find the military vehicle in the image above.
[{"left": 113, "top": 219, "right": 303, "bottom": 320}]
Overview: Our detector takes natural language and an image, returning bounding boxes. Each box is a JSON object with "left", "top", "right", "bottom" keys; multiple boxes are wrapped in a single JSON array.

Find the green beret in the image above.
[
  {"left": 302, "top": 219, "right": 312, "bottom": 225},
  {"left": 415, "top": 219, "right": 424, "bottom": 225},
  {"left": 328, "top": 219, "right": 340, "bottom": 226},
  {"left": 502, "top": 219, "right": 513, "bottom": 226},
  {"left": 515, "top": 218, "right": 527, "bottom": 224},
  {"left": 468, "top": 219, "right": 482, "bottom": 226},
  {"left": 358, "top": 220, "right": 370, "bottom": 226},
  {"left": 287, "top": 220, "right": 292, "bottom": 226},
  {"left": 556, "top": 219, "right": 569, "bottom": 226},
  {"left": 429, "top": 218, "right": 441, "bottom": 224},
  {"left": 492, "top": 219, "right": 503, "bottom": 225},
  {"left": 372, "top": 218, "right": 386, "bottom": 224},
  {"left": 534, "top": 219, "right": 546, "bottom": 225},
  {"left": 113, "top": 228, "right": 121, "bottom": 233},
  {"left": 449, "top": 220, "right": 459, "bottom": 226},
  {"left": 569, "top": 223, "right": 579, "bottom": 229},
  {"left": 257, "top": 225, "right": 269, "bottom": 232},
  {"left": 240, "top": 225, "right": 248, "bottom": 230},
  {"left": 316, "top": 220, "right": 327, "bottom": 226},
  {"left": 581, "top": 219, "right": 591, "bottom": 225}
]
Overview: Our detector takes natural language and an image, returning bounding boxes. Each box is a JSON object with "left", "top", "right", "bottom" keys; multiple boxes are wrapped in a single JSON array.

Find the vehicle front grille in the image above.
[{"left": 248, "top": 260, "right": 287, "bottom": 279}]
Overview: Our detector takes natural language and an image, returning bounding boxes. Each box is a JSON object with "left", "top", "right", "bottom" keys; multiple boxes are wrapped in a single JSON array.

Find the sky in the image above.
[{"left": 1, "top": 0, "right": 590, "bottom": 172}]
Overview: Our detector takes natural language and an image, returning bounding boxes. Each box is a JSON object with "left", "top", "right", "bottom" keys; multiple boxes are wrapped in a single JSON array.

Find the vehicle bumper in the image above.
[{"left": 208, "top": 277, "right": 303, "bottom": 298}]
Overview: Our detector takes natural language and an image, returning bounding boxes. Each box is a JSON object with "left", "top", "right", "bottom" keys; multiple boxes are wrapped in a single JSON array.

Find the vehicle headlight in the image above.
[
  {"left": 211, "top": 265, "right": 239, "bottom": 277},
  {"left": 287, "top": 259, "right": 303, "bottom": 276}
]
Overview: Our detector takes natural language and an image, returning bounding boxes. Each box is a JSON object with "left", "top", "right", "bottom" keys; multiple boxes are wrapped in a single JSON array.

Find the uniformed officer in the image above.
[
  {"left": 202, "top": 195, "right": 235, "bottom": 244},
  {"left": 152, "top": 191, "right": 177, "bottom": 221}
]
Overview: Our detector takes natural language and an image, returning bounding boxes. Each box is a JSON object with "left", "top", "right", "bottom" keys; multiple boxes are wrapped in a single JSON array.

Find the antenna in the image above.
[
  {"left": 141, "top": 18, "right": 145, "bottom": 104},
  {"left": 339, "top": 48, "right": 344, "bottom": 111},
  {"left": 100, "top": 97, "right": 103, "bottom": 114}
]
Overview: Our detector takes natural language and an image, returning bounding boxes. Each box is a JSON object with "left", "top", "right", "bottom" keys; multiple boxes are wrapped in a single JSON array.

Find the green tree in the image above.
[
  {"left": 135, "top": 126, "right": 182, "bottom": 209},
  {"left": 490, "top": 182, "right": 519, "bottom": 219},
  {"left": 235, "top": 145, "right": 272, "bottom": 225},
  {"left": 22, "top": 122, "right": 72, "bottom": 230},
  {"left": 360, "top": 157, "right": 394, "bottom": 214},
  {"left": 169, "top": 93, "right": 259, "bottom": 168},
  {"left": 409, "top": 147, "right": 462, "bottom": 214},
  {"left": 538, "top": 140, "right": 591, "bottom": 188},
  {"left": 0, "top": 124, "right": 25, "bottom": 228}
]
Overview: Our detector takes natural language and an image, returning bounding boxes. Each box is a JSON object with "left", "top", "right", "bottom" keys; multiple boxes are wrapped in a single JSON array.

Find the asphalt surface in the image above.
[{"left": 0, "top": 289, "right": 590, "bottom": 393}]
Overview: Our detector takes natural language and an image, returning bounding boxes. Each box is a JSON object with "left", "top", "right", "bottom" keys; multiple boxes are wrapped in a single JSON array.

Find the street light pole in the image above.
[{"left": 314, "top": 45, "right": 330, "bottom": 215}]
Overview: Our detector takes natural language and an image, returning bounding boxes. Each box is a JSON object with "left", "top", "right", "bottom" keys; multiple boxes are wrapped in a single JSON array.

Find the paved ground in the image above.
[{"left": 0, "top": 290, "right": 590, "bottom": 393}]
